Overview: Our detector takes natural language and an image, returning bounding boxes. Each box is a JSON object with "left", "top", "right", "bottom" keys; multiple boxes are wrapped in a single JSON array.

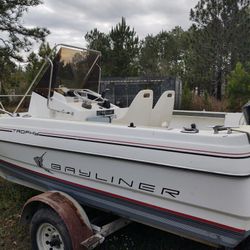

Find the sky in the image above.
[{"left": 23, "top": 0, "right": 198, "bottom": 49}]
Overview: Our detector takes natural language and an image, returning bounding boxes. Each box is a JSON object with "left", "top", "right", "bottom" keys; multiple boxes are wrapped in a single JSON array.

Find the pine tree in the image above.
[
  {"left": 139, "top": 35, "right": 160, "bottom": 77},
  {"left": 85, "top": 18, "right": 140, "bottom": 77},
  {"left": 157, "top": 26, "right": 186, "bottom": 77},
  {"left": 0, "top": 0, "right": 49, "bottom": 92},
  {"left": 0, "top": 0, "right": 49, "bottom": 61},
  {"left": 190, "top": 0, "right": 250, "bottom": 99},
  {"left": 227, "top": 62, "right": 250, "bottom": 111},
  {"left": 25, "top": 42, "right": 52, "bottom": 84},
  {"left": 109, "top": 17, "right": 140, "bottom": 77},
  {"left": 139, "top": 26, "right": 187, "bottom": 78},
  {"left": 85, "top": 28, "right": 111, "bottom": 76}
]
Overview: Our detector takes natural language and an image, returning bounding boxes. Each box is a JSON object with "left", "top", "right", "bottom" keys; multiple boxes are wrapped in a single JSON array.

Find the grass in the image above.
[
  {"left": 0, "top": 178, "right": 37, "bottom": 250},
  {"left": 0, "top": 177, "right": 216, "bottom": 250}
]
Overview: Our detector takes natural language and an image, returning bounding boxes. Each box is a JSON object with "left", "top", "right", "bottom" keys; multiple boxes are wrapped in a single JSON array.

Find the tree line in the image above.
[
  {"left": 85, "top": 1, "right": 250, "bottom": 108},
  {"left": 1, "top": 0, "right": 250, "bottom": 111}
]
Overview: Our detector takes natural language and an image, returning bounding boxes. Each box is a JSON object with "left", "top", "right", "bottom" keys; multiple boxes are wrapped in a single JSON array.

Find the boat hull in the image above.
[{"left": 0, "top": 137, "right": 249, "bottom": 247}]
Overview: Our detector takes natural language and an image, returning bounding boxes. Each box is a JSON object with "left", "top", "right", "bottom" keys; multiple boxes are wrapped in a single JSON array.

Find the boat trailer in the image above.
[
  {"left": 18, "top": 190, "right": 250, "bottom": 250},
  {"left": 20, "top": 191, "right": 130, "bottom": 250}
]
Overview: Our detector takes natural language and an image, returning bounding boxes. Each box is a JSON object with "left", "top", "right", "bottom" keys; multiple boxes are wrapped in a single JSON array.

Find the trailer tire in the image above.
[{"left": 30, "top": 207, "right": 72, "bottom": 250}]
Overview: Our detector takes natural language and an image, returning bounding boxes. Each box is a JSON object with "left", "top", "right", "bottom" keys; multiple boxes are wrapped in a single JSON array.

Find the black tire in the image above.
[{"left": 30, "top": 207, "right": 72, "bottom": 250}]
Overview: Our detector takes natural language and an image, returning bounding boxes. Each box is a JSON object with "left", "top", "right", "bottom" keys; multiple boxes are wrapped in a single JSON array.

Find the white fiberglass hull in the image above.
[{"left": 0, "top": 117, "right": 250, "bottom": 247}]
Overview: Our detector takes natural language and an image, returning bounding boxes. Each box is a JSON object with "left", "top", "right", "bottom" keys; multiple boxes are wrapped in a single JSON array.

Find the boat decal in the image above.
[
  {"left": 1, "top": 126, "right": 250, "bottom": 159},
  {"left": 14, "top": 129, "right": 39, "bottom": 136},
  {"left": 33, "top": 152, "right": 53, "bottom": 174},
  {"left": 0, "top": 128, "right": 13, "bottom": 133},
  {"left": 33, "top": 152, "right": 181, "bottom": 199},
  {"left": 49, "top": 161, "right": 180, "bottom": 198},
  {"left": 0, "top": 158, "right": 246, "bottom": 234}
]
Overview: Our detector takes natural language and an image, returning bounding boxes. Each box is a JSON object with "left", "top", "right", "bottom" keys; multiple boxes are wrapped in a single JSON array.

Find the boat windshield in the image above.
[
  {"left": 34, "top": 45, "right": 101, "bottom": 97},
  {"left": 14, "top": 45, "right": 101, "bottom": 113}
]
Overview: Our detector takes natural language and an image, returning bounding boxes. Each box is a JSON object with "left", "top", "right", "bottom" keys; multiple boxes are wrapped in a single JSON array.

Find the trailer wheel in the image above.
[{"left": 30, "top": 207, "right": 72, "bottom": 250}]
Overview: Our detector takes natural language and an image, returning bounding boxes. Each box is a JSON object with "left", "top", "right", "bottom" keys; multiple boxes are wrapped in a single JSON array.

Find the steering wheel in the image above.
[{"left": 73, "top": 89, "right": 104, "bottom": 103}]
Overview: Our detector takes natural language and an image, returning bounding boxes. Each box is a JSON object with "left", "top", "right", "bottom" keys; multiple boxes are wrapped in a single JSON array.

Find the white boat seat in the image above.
[
  {"left": 149, "top": 90, "right": 175, "bottom": 127},
  {"left": 113, "top": 89, "right": 153, "bottom": 126}
]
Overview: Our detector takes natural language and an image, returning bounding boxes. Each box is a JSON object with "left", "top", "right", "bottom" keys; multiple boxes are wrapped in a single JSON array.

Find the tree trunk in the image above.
[{"left": 216, "top": 70, "right": 222, "bottom": 100}]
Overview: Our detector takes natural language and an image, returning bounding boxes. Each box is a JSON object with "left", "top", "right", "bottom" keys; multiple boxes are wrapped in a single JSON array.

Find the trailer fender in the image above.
[{"left": 20, "top": 191, "right": 93, "bottom": 250}]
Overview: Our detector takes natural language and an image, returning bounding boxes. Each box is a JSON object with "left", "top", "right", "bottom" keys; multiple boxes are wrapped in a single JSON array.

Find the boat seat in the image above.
[
  {"left": 112, "top": 89, "right": 153, "bottom": 126},
  {"left": 149, "top": 90, "right": 175, "bottom": 127}
]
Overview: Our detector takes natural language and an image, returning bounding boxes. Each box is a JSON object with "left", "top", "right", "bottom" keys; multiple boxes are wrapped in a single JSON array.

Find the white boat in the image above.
[{"left": 0, "top": 44, "right": 250, "bottom": 248}]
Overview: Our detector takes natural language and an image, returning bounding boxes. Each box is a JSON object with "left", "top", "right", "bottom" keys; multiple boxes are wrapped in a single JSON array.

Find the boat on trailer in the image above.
[{"left": 0, "top": 44, "right": 250, "bottom": 249}]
